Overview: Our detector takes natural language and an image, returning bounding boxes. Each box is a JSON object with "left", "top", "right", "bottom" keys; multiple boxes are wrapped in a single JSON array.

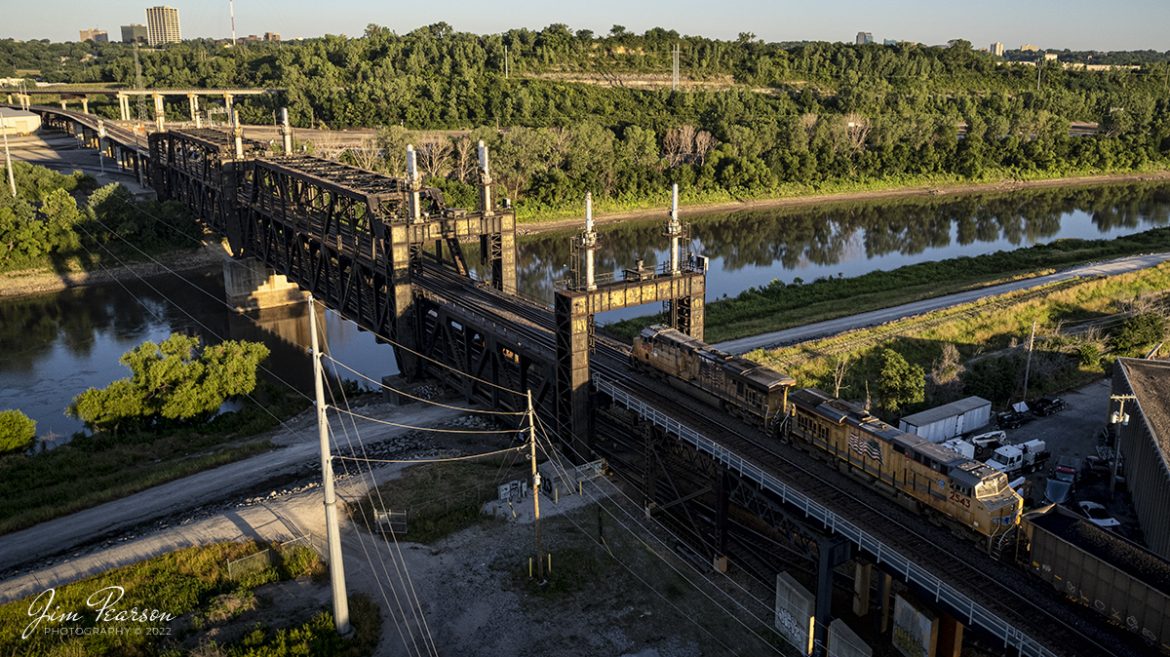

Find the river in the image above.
[{"left": 2, "top": 181, "right": 1168, "bottom": 438}]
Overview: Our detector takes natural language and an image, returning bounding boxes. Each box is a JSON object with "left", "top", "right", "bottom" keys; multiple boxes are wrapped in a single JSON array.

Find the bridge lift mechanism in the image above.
[{"left": 555, "top": 186, "right": 707, "bottom": 452}]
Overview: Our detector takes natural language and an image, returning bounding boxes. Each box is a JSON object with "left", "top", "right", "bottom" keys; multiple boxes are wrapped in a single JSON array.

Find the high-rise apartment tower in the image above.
[{"left": 146, "top": 6, "right": 181, "bottom": 45}]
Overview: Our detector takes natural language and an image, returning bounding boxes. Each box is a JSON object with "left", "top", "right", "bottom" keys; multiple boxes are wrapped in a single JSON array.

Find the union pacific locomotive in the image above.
[
  {"left": 630, "top": 325, "right": 1022, "bottom": 541},
  {"left": 631, "top": 325, "right": 795, "bottom": 429}
]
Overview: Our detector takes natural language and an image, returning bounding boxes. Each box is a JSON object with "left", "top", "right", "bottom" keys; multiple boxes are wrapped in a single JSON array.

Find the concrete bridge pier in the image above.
[
  {"left": 58, "top": 100, "right": 67, "bottom": 110},
  {"left": 80, "top": 97, "right": 89, "bottom": 114},
  {"left": 223, "top": 256, "right": 309, "bottom": 312},
  {"left": 117, "top": 93, "right": 130, "bottom": 121},
  {"left": 852, "top": 559, "right": 873, "bottom": 616},
  {"left": 152, "top": 93, "right": 165, "bottom": 132},
  {"left": 187, "top": 94, "right": 200, "bottom": 126}
]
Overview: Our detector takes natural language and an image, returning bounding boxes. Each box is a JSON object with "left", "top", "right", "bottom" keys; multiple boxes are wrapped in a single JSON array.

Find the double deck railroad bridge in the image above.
[{"left": 17, "top": 105, "right": 1153, "bottom": 657}]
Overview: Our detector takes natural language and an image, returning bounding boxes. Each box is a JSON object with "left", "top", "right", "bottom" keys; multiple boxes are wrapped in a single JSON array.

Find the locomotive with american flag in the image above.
[{"left": 787, "top": 388, "right": 1022, "bottom": 540}]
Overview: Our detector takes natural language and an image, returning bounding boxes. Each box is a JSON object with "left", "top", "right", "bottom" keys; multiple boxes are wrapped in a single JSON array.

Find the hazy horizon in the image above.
[{"left": 2, "top": 0, "right": 1168, "bottom": 52}]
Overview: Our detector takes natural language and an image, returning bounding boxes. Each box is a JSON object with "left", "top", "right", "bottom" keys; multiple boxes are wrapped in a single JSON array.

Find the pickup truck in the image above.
[{"left": 986, "top": 439, "right": 1049, "bottom": 476}]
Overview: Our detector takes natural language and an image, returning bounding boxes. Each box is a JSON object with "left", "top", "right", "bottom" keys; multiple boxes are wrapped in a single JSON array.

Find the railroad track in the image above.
[{"left": 414, "top": 263, "right": 1147, "bottom": 657}]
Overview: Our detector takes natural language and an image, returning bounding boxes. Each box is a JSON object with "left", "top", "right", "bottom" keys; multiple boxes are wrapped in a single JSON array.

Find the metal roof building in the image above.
[{"left": 1113, "top": 358, "right": 1170, "bottom": 561}]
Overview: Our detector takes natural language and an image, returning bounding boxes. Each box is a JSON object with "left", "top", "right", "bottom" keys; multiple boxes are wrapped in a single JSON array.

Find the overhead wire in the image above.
[
  {"left": 324, "top": 413, "right": 429, "bottom": 657},
  {"left": 530, "top": 413, "right": 783, "bottom": 645},
  {"left": 334, "top": 445, "right": 525, "bottom": 465},
  {"left": 325, "top": 356, "right": 443, "bottom": 656},
  {"left": 324, "top": 354, "right": 525, "bottom": 416},
  {"left": 330, "top": 406, "right": 522, "bottom": 434}
]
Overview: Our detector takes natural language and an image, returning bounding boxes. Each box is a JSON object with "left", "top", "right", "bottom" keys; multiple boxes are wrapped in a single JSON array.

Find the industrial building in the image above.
[
  {"left": 1112, "top": 358, "right": 1170, "bottom": 561},
  {"left": 0, "top": 108, "right": 42, "bottom": 136},
  {"left": 121, "top": 24, "right": 148, "bottom": 44},
  {"left": 898, "top": 396, "right": 992, "bottom": 443},
  {"left": 146, "top": 6, "right": 181, "bottom": 46},
  {"left": 79, "top": 28, "right": 108, "bottom": 43}
]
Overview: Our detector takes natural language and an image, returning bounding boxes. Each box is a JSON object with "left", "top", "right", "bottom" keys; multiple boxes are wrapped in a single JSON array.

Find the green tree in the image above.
[
  {"left": 69, "top": 334, "right": 270, "bottom": 433},
  {"left": 0, "top": 410, "right": 36, "bottom": 454},
  {"left": 876, "top": 348, "right": 925, "bottom": 413},
  {"left": 1111, "top": 312, "right": 1166, "bottom": 356}
]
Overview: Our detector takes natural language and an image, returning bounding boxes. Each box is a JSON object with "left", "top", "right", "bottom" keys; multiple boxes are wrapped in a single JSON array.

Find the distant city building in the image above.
[
  {"left": 990, "top": 42, "right": 1005, "bottom": 57},
  {"left": 79, "top": 28, "right": 108, "bottom": 43},
  {"left": 1112, "top": 358, "right": 1170, "bottom": 561},
  {"left": 145, "top": 6, "right": 181, "bottom": 45},
  {"left": 1043, "top": 52, "right": 1059, "bottom": 62},
  {"left": 264, "top": 32, "right": 281, "bottom": 42},
  {"left": 883, "top": 39, "right": 898, "bottom": 46},
  {"left": 121, "top": 24, "right": 148, "bottom": 44},
  {"left": 1019, "top": 43, "right": 1040, "bottom": 52},
  {"left": 855, "top": 31, "right": 874, "bottom": 45}
]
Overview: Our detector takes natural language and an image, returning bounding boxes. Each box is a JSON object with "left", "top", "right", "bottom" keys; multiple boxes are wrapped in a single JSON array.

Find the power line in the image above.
[
  {"left": 334, "top": 445, "right": 525, "bottom": 465},
  {"left": 325, "top": 355, "right": 526, "bottom": 417},
  {"left": 330, "top": 406, "right": 520, "bottom": 434},
  {"left": 325, "top": 358, "right": 440, "bottom": 656}
]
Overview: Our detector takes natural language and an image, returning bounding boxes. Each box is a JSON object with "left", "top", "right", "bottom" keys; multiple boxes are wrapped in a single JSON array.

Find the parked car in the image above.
[
  {"left": 1031, "top": 397, "right": 1067, "bottom": 416},
  {"left": 1043, "top": 456, "right": 1079, "bottom": 504},
  {"left": 1077, "top": 501, "right": 1121, "bottom": 529}
]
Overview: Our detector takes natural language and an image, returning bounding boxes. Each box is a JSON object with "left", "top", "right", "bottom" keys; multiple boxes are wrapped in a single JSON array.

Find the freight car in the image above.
[
  {"left": 787, "top": 388, "right": 1023, "bottom": 541},
  {"left": 1023, "top": 505, "right": 1170, "bottom": 652},
  {"left": 630, "top": 325, "right": 796, "bottom": 429}
]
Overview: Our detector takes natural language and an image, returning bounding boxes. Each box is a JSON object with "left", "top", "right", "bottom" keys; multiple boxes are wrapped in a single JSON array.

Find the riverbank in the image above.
[
  {"left": 605, "top": 226, "right": 1170, "bottom": 344},
  {"left": 0, "top": 242, "right": 224, "bottom": 300},
  {"left": 517, "top": 169, "right": 1170, "bottom": 233}
]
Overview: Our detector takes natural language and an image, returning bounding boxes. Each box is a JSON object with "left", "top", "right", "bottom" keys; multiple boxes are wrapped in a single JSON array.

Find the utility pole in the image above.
[
  {"left": 528, "top": 389, "right": 545, "bottom": 580},
  {"left": 310, "top": 297, "right": 351, "bottom": 635},
  {"left": 1021, "top": 320, "right": 1037, "bottom": 403},
  {"left": 133, "top": 43, "right": 146, "bottom": 121},
  {"left": 229, "top": 0, "right": 238, "bottom": 46},
  {"left": 504, "top": 45, "right": 510, "bottom": 79},
  {"left": 1036, "top": 54, "right": 1042, "bottom": 93},
  {"left": 1108, "top": 394, "right": 1136, "bottom": 497},
  {"left": 672, "top": 43, "right": 680, "bottom": 92},
  {"left": 1, "top": 112, "right": 16, "bottom": 197}
]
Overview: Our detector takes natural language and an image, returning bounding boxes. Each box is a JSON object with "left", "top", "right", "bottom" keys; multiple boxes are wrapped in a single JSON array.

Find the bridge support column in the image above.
[
  {"left": 877, "top": 571, "right": 893, "bottom": 634},
  {"left": 152, "top": 93, "right": 165, "bottom": 132},
  {"left": 223, "top": 257, "right": 309, "bottom": 312},
  {"left": 936, "top": 614, "right": 964, "bottom": 657},
  {"left": 813, "top": 538, "right": 853, "bottom": 656},
  {"left": 713, "top": 469, "right": 730, "bottom": 573},
  {"left": 852, "top": 559, "right": 872, "bottom": 616},
  {"left": 187, "top": 94, "right": 199, "bottom": 124},
  {"left": 117, "top": 93, "right": 130, "bottom": 121},
  {"left": 223, "top": 93, "right": 234, "bottom": 124},
  {"left": 81, "top": 97, "right": 89, "bottom": 114},
  {"left": 59, "top": 100, "right": 67, "bottom": 110}
]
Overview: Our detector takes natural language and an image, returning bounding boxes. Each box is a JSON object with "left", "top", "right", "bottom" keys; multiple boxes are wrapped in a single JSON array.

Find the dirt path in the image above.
[{"left": 518, "top": 169, "right": 1170, "bottom": 234}]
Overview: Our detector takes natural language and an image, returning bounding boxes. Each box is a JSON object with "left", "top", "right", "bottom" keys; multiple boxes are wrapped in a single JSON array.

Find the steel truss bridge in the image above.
[{"left": 19, "top": 104, "right": 1153, "bottom": 657}]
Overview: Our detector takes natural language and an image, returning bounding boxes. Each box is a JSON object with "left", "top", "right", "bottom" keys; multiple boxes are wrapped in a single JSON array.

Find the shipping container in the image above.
[
  {"left": 898, "top": 396, "right": 991, "bottom": 443},
  {"left": 1023, "top": 505, "right": 1170, "bottom": 651}
]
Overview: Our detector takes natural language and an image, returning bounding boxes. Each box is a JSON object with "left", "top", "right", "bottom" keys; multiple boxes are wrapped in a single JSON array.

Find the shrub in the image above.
[{"left": 0, "top": 409, "right": 36, "bottom": 454}]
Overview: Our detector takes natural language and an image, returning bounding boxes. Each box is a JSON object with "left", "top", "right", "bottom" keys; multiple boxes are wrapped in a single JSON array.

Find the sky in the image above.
[{"left": 3, "top": 0, "right": 1168, "bottom": 52}]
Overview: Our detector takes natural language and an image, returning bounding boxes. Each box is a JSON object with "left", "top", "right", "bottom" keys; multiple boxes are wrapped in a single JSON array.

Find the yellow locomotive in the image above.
[
  {"left": 630, "top": 325, "right": 1023, "bottom": 542},
  {"left": 631, "top": 325, "right": 795, "bottom": 429},
  {"left": 788, "top": 389, "right": 1022, "bottom": 540}
]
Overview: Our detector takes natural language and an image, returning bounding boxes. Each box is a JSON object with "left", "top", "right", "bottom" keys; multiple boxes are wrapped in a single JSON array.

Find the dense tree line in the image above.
[
  {"left": 3, "top": 27, "right": 1170, "bottom": 216},
  {"left": 0, "top": 162, "right": 200, "bottom": 271}
]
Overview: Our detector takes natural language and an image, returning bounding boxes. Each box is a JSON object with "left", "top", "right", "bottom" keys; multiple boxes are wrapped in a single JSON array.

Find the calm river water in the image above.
[{"left": 2, "top": 182, "right": 1168, "bottom": 437}]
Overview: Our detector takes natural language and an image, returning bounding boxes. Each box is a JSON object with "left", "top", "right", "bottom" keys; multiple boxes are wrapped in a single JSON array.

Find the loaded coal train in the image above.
[{"left": 630, "top": 325, "right": 1023, "bottom": 541}]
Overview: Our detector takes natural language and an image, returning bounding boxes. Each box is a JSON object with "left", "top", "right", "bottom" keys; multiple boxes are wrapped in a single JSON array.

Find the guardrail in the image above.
[{"left": 594, "top": 372, "right": 1057, "bottom": 657}]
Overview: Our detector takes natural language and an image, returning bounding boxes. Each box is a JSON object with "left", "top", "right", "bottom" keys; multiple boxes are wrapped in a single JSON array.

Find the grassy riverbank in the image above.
[
  {"left": 751, "top": 263, "right": 1170, "bottom": 414},
  {"left": 605, "top": 225, "right": 1170, "bottom": 344},
  {"left": 0, "top": 541, "right": 381, "bottom": 657},
  {"left": 0, "top": 382, "right": 305, "bottom": 536}
]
